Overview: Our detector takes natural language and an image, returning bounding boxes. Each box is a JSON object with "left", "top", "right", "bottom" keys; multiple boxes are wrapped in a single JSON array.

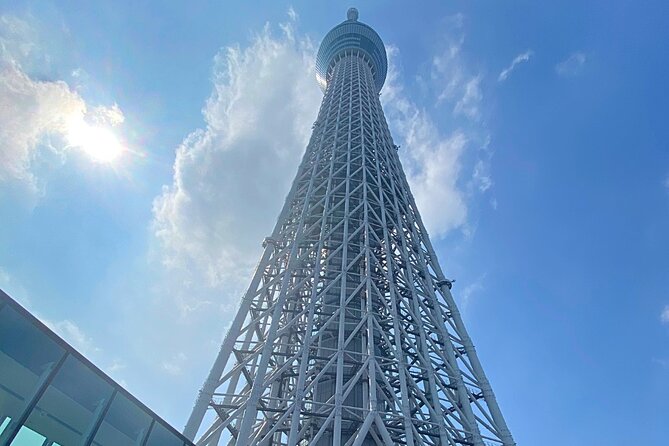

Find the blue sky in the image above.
[{"left": 1, "top": 1, "right": 668, "bottom": 444}]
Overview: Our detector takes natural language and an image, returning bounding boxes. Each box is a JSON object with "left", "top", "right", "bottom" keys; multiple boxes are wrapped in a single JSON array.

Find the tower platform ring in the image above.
[{"left": 315, "top": 12, "right": 387, "bottom": 93}]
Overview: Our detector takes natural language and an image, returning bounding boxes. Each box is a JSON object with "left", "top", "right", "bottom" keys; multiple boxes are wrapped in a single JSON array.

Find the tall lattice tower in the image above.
[{"left": 184, "top": 9, "right": 514, "bottom": 446}]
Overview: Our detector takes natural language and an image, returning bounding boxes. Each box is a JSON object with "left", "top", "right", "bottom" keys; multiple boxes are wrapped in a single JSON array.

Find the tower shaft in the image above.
[{"left": 185, "top": 11, "right": 514, "bottom": 446}]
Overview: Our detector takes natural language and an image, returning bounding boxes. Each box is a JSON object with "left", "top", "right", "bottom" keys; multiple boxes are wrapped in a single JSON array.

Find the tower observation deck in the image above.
[{"left": 184, "top": 9, "right": 514, "bottom": 446}]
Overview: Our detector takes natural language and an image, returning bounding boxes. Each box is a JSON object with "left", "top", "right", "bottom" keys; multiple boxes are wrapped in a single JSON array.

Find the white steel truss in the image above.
[{"left": 184, "top": 13, "right": 514, "bottom": 446}]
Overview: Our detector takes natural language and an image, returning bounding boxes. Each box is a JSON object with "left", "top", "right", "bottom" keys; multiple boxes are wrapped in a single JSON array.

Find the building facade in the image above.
[
  {"left": 184, "top": 9, "right": 514, "bottom": 446},
  {"left": 0, "top": 289, "right": 195, "bottom": 446}
]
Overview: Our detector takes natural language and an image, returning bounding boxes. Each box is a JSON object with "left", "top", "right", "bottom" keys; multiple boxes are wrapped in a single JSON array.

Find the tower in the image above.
[{"left": 184, "top": 9, "right": 514, "bottom": 446}]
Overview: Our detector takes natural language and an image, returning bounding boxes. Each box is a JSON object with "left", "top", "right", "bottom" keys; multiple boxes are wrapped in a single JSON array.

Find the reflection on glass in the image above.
[
  {"left": 23, "top": 355, "right": 114, "bottom": 445},
  {"left": 93, "top": 392, "right": 152, "bottom": 445},
  {"left": 9, "top": 425, "right": 48, "bottom": 445},
  {"left": 0, "top": 417, "right": 10, "bottom": 435},
  {"left": 145, "top": 421, "right": 185, "bottom": 446}
]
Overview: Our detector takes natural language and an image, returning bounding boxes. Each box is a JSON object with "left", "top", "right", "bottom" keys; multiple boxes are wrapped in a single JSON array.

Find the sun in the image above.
[{"left": 66, "top": 118, "right": 125, "bottom": 163}]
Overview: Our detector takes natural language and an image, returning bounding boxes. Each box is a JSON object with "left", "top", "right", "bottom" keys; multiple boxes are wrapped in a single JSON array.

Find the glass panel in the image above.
[
  {"left": 92, "top": 392, "right": 152, "bottom": 445},
  {"left": 22, "top": 355, "right": 113, "bottom": 446},
  {"left": 145, "top": 421, "right": 184, "bottom": 446},
  {"left": 0, "top": 305, "right": 65, "bottom": 439}
]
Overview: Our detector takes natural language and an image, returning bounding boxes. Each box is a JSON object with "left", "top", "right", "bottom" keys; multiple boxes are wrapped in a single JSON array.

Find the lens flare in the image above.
[{"left": 66, "top": 118, "right": 124, "bottom": 163}]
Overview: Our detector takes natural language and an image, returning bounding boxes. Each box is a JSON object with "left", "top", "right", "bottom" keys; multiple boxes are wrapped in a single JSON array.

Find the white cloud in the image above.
[
  {"left": 473, "top": 159, "right": 492, "bottom": 192},
  {"left": 162, "top": 352, "right": 188, "bottom": 376},
  {"left": 430, "top": 16, "right": 484, "bottom": 121},
  {"left": 426, "top": 17, "right": 498, "bottom": 226},
  {"left": 383, "top": 16, "right": 493, "bottom": 237},
  {"left": 152, "top": 16, "right": 321, "bottom": 305},
  {"left": 471, "top": 137, "right": 494, "bottom": 193},
  {"left": 408, "top": 129, "right": 469, "bottom": 237},
  {"left": 663, "top": 175, "right": 669, "bottom": 191},
  {"left": 498, "top": 50, "right": 533, "bottom": 82},
  {"left": 0, "top": 267, "right": 9, "bottom": 285},
  {"left": 432, "top": 37, "right": 467, "bottom": 104},
  {"left": 556, "top": 52, "right": 587, "bottom": 77},
  {"left": 287, "top": 6, "right": 298, "bottom": 22},
  {"left": 0, "top": 15, "right": 125, "bottom": 194},
  {"left": 661, "top": 305, "right": 669, "bottom": 324},
  {"left": 43, "top": 318, "right": 100, "bottom": 357},
  {"left": 459, "top": 275, "right": 486, "bottom": 313},
  {"left": 106, "top": 360, "right": 129, "bottom": 388},
  {"left": 0, "top": 15, "right": 40, "bottom": 68},
  {"left": 382, "top": 46, "right": 468, "bottom": 237},
  {"left": 0, "top": 266, "right": 32, "bottom": 307},
  {"left": 454, "top": 75, "right": 482, "bottom": 120},
  {"left": 107, "top": 359, "right": 127, "bottom": 374},
  {"left": 0, "top": 64, "right": 85, "bottom": 191}
]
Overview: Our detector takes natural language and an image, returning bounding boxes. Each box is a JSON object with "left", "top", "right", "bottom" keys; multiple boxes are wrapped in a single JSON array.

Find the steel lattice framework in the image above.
[{"left": 184, "top": 9, "right": 514, "bottom": 446}]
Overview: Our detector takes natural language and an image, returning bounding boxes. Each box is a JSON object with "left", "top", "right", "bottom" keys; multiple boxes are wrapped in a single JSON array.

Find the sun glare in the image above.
[{"left": 67, "top": 118, "right": 125, "bottom": 163}]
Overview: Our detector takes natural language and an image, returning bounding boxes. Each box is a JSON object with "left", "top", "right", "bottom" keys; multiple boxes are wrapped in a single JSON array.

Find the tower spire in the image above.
[{"left": 184, "top": 9, "right": 514, "bottom": 446}]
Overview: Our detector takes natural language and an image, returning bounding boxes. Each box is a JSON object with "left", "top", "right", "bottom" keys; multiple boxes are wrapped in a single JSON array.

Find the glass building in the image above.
[{"left": 0, "top": 289, "right": 195, "bottom": 446}]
